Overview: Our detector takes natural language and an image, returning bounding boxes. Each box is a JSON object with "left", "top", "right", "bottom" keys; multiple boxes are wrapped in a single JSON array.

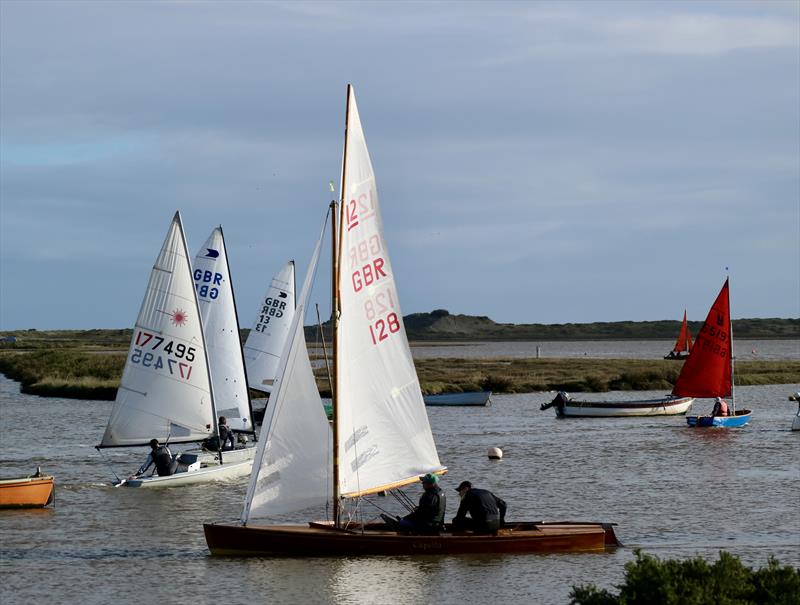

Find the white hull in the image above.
[
  {"left": 792, "top": 411, "right": 800, "bottom": 432},
  {"left": 187, "top": 445, "right": 258, "bottom": 464},
  {"left": 542, "top": 392, "right": 695, "bottom": 418},
  {"left": 121, "top": 459, "right": 253, "bottom": 488}
]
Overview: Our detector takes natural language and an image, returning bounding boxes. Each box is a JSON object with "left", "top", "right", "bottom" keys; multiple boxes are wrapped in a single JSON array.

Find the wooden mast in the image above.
[{"left": 332, "top": 84, "right": 352, "bottom": 527}]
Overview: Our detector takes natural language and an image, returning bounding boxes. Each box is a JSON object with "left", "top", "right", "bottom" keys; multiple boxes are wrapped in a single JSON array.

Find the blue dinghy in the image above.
[{"left": 686, "top": 409, "right": 752, "bottom": 428}]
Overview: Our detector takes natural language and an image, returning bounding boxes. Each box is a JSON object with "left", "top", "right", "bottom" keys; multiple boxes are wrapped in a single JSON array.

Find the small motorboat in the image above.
[{"left": 0, "top": 468, "right": 54, "bottom": 509}]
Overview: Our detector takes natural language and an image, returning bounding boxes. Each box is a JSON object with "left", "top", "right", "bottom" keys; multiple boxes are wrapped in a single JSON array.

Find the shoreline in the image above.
[{"left": 1, "top": 348, "right": 797, "bottom": 401}]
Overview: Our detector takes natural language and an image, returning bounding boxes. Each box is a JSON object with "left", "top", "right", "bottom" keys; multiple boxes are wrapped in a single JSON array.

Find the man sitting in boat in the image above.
[
  {"left": 711, "top": 397, "right": 729, "bottom": 417},
  {"left": 381, "top": 473, "right": 446, "bottom": 535},
  {"left": 452, "top": 481, "right": 507, "bottom": 534},
  {"left": 201, "top": 416, "right": 236, "bottom": 452},
  {"left": 130, "top": 439, "right": 178, "bottom": 479}
]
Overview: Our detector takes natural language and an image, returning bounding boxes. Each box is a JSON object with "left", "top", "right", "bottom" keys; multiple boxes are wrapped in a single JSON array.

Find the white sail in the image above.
[
  {"left": 243, "top": 261, "right": 296, "bottom": 393},
  {"left": 193, "top": 228, "right": 252, "bottom": 433},
  {"left": 243, "top": 220, "right": 331, "bottom": 522},
  {"left": 336, "top": 86, "right": 444, "bottom": 498},
  {"left": 101, "top": 212, "right": 214, "bottom": 447}
]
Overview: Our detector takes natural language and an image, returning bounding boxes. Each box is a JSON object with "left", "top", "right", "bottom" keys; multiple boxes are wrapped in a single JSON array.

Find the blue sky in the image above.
[{"left": 1, "top": 1, "right": 798, "bottom": 330}]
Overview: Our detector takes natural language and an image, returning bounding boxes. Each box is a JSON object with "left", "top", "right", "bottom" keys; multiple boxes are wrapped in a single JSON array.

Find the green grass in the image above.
[{"left": 2, "top": 349, "right": 796, "bottom": 400}]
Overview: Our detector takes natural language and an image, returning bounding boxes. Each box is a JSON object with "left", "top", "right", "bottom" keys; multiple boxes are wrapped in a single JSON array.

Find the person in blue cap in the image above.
[{"left": 382, "top": 473, "right": 446, "bottom": 534}]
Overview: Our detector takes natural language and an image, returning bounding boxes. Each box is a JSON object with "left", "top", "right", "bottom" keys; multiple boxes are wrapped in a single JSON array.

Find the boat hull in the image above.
[
  {"left": 0, "top": 476, "right": 54, "bottom": 508},
  {"left": 185, "top": 444, "right": 257, "bottom": 465},
  {"left": 686, "top": 410, "right": 752, "bottom": 428},
  {"left": 203, "top": 521, "right": 619, "bottom": 556},
  {"left": 423, "top": 391, "right": 492, "bottom": 407},
  {"left": 121, "top": 459, "right": 252, "bottom": 487},
  {"left": 541, "top": 392, "right": 694, "bottom": 418}
]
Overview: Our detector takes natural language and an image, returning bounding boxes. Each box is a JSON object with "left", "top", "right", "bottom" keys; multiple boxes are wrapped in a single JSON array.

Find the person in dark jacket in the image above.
[
  {"left": 202, "top": 416, "right": 236, "bottom": 452},
  {"left": 382, "top": 473, "right": 446, "bottom": 534},
  {"left": 131, "top": 439, "right": 178, "bottom": 478},
  {"left": 451, "top": 481, "right": 507, "bottom": 534}
]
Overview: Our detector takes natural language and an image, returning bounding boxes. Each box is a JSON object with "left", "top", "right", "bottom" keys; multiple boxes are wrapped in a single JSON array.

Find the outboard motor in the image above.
[{"left": 540, "top": 391, "right": 569, "bottom": 412}]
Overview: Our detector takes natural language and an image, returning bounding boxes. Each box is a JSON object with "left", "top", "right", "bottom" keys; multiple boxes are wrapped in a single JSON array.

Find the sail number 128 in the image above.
[{"left": 369, "top": 313, "right": 400, "bottom": 345}]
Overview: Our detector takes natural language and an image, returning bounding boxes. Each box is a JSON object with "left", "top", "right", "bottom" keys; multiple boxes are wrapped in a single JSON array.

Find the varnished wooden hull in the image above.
[
  {"left": 203, "top": 521, "right": 619, "bottom": 556},
  {"left": 0, "top": 476, "right": 54, "bottom": 509}
]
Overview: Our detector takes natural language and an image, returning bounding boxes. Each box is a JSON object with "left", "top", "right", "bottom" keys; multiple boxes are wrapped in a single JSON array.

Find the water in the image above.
[{"left": 1, "top": 365, "right": 799, "bottom": 603}]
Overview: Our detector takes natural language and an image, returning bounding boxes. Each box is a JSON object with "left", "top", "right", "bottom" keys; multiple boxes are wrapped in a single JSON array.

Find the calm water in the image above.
[{"left": 1, "top": 356, "right": 799, "bottom": 604}]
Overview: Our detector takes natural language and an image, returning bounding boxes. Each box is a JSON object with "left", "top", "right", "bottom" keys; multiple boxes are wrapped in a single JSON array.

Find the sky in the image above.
[{"left": 1, "top": 0, "right": 798, "bottom": 330}]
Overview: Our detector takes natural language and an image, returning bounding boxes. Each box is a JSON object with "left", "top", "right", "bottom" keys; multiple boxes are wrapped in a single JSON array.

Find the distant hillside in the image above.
[
  {"left": 304, "top": 309, "right": 798, "bottom": 342},
  {"left": 0, "top": 312, "right": 796, "bottom": 349}
]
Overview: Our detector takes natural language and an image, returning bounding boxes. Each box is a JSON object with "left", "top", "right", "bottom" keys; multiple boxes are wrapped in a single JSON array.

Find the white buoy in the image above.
[{"left": 488, "top": 447, "right": 503, "bottom": 460}]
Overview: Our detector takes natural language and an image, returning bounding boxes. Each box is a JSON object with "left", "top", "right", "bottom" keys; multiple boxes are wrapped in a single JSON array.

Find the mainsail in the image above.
[
  {"left": 335, "top": 85, "right": 444, "bottom": 498},
  {"left": 670, "top": 310, "right": 693, "bottom": 355},
  {"left": 243, "top": 261, "right": 296, "bottom": 393},
  {"left": 100, "top": 212, "right": 215, "bottom": 447},
  {"left": 243, "top": 220, "right": 331, "bottom": 522},
  {"left": 193, "top": 227, "right": 253, "bottom": 433},
  {"left": 672, "top": 279, "right": 732, "bottom": 398}
]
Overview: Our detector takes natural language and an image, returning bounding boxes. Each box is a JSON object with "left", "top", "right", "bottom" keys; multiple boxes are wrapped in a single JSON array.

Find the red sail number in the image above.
[{"left": 369, "top": 312, "right": 401, "bottom": 345}]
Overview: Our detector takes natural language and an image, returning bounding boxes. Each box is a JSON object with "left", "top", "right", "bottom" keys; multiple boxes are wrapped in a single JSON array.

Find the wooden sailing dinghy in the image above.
[
  {"left": 664, "top": 310, "right": 693, "bottom": 360},
  {"left": 0, "top": 470, "right": 54, "bottom": 509},
  {"left": 96, "top": 213, "right": 252, "bottom": 486},
  {"left": 203, "top": 85, "right": 620, "bottom": 556},
  {"left": 673, "top": 278, "right": 752, "bottom": 428},
  {"left": 541, "top": 391, "right": 694, "bottom": 418}
]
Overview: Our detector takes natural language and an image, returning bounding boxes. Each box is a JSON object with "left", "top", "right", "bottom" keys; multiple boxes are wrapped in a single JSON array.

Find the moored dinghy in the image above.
[
  {"left": 0, "top": 468, "right": 54, "bottom": 509},
  {"left": 541, "top": 391, "right": 694, "bottom": 418},
  {"left": 203, "top": 85, "right": 620, "bottom": 556},
  {"left": 96, "top": 213, "right": 252, "bottom": 486},
  {"left": 673, "top": 278, "right": 752, "bottom": 428}
]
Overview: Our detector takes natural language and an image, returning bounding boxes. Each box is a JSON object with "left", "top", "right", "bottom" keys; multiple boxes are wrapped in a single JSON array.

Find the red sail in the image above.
[
  {"left": 671, "top": 310, "right": 693, "bottom": 353},
  {"left": 672, "top": 280, "right": 732, "bottom": 398}
]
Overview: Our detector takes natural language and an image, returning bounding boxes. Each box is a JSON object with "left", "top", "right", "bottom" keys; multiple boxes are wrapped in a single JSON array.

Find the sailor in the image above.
[
  {"left": 218, "top": 416, "right": 236, "bottom": 451},
  {"left": 131, "top": 439, "right": 178, "bottom": 478},
  {"left": 451, "top": 481, "right": 507, "bottom": 534},
  {"left": 711, "top": 397, "right": 729, "bottom": 417},
  {"left": 382, "top": 473, "right": 446, "bottom": 534}
]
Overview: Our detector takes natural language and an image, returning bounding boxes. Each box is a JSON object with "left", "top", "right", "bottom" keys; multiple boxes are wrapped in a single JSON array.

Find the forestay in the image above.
[
  {"left": 193, "top": 227, "right": 252, "bottom": 433},
  {"left": 100, "top": 212, "right": 214, "bottom": 447},
  {"left": 243, "top": 221, "right": 331, "bottom": 522},
  {"left": 243, "top": 261, "right": 296, "bottom": 393},
  {"left": 336, "top": 86, "right": 445, "bottom": 498}
]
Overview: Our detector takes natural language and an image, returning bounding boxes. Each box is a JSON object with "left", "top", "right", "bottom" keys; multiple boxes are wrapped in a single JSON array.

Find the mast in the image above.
[
  {"left": 728, "top": 276, "right": 735, "bottom": 416},
  {"left": 178, "top": 212, "right": 221, "bottom": 461},
  {"left": 332, "top": 83, "right": 352, "bottom": 527},
  {"left": 220, "top": 225, "right": 256, "bottom": 439}
]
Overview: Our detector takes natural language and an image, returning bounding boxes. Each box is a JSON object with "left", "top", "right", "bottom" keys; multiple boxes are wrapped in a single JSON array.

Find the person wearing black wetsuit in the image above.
[
  {"left": 134, "top": 439, "right": 178, "bottom": 477},
  {"left": 452, "top": 481, "right": 507, "bottom": 534}
]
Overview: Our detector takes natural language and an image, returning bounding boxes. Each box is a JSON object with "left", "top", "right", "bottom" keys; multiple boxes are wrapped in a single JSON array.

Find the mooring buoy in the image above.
[{"left": 488, "top": 447, "right": 503, "bottom": 460}]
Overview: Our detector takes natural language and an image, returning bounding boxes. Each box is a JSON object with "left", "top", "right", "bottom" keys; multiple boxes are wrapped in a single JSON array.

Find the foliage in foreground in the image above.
[{"left": 571, "top": 550, "right": 800, "bottom": 605}]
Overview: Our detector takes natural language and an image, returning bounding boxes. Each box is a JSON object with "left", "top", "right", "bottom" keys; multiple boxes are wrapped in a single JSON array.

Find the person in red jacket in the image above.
[{"left": 711, "top": 397, "right": 729, "bottom": 417}]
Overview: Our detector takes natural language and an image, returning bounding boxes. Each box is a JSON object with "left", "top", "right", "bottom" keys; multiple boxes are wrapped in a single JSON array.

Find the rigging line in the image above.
[{"left": 315, "top": 303, "right": 333, "bottom": 396}]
